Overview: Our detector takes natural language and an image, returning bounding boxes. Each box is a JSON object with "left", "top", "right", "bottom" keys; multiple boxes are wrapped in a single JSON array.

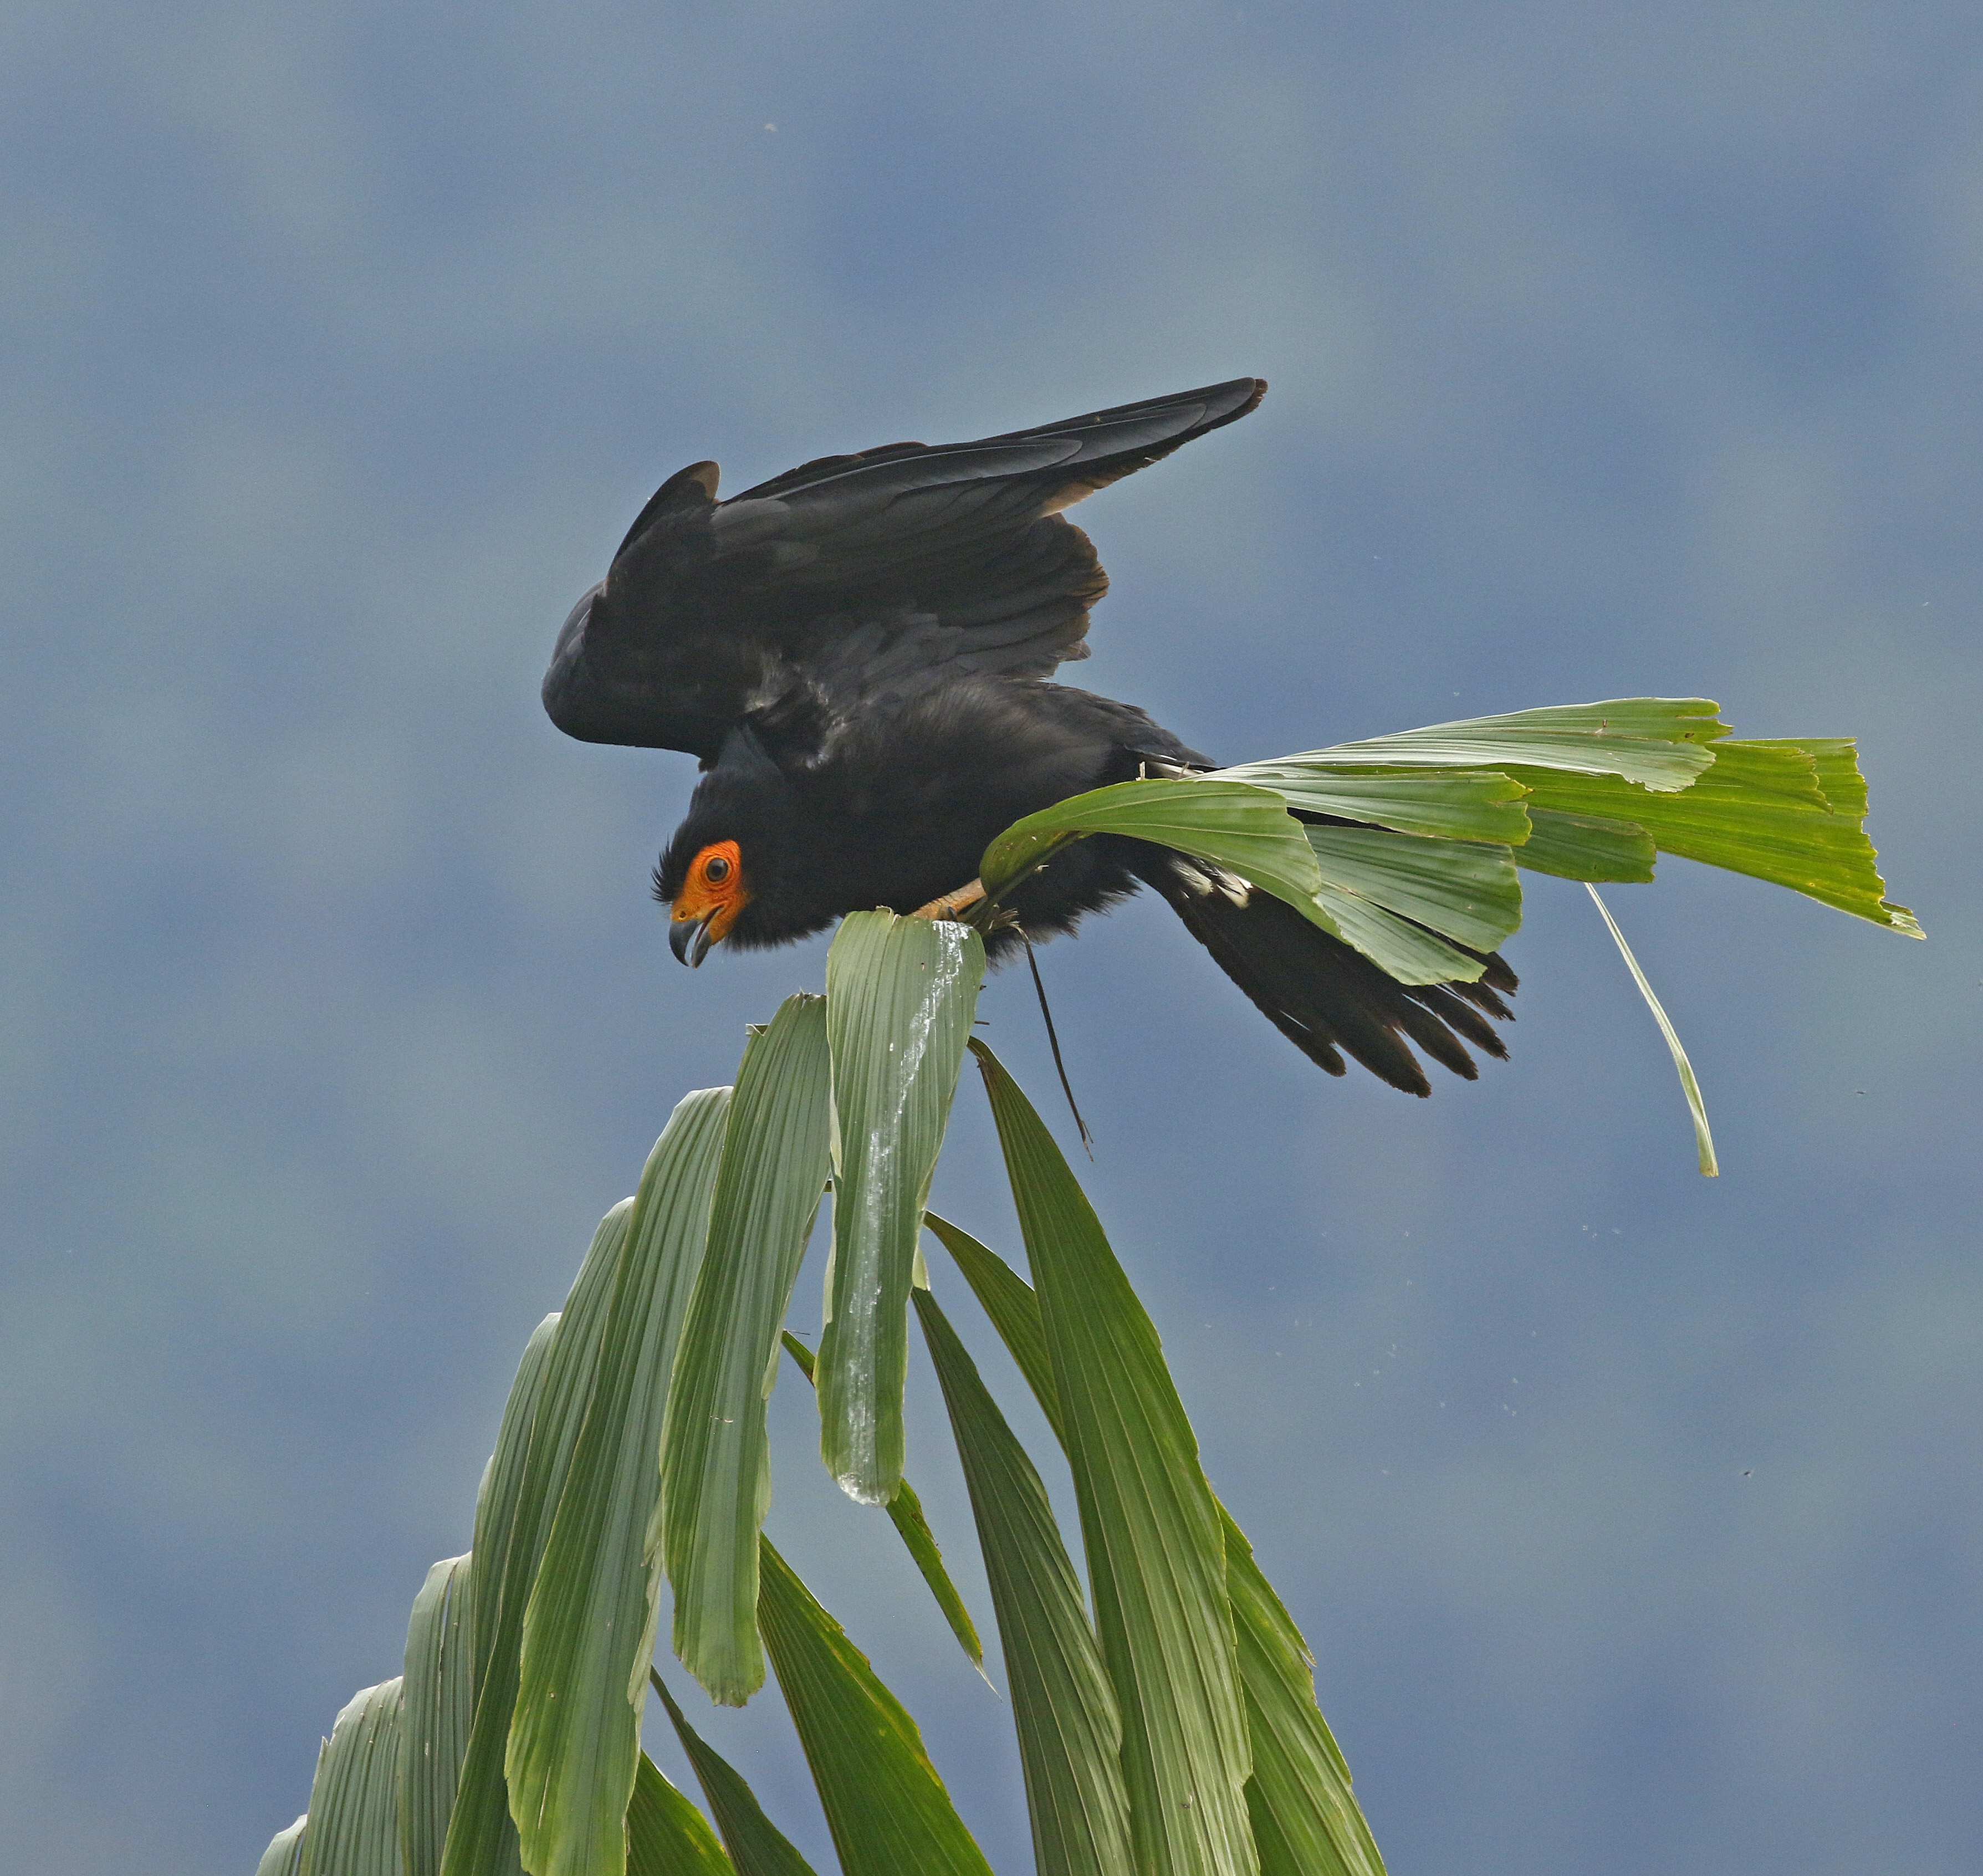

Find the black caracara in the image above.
[{"left": 543, "top": 379, "right": 1514, "bottom": 1095}]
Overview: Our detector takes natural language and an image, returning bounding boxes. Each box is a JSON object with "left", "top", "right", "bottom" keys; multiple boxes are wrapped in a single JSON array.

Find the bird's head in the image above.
[
  {"left": 658, "top": 832, "right": 747, "bottom": 965},
  {"left": 653, "top": 728, "right": 825, "bottom": 963}
]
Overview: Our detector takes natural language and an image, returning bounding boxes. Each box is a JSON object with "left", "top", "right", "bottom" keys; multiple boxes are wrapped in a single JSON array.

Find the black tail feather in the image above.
[
  {"left": 1131, "top": 850, "right": 1517, "bottom": 1096},
  {"left": 1402, "top": 981, "right": 1511, "bottom": 1060}
]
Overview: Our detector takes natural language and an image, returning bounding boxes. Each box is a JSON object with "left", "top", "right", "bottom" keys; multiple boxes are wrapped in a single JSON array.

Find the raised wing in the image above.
[{"left": 542, "top": 377, "right": 1266, "bottom": 759}]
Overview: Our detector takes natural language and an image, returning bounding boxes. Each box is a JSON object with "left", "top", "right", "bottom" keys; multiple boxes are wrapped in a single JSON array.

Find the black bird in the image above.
[{"left": 543, "top": 378, "right": 1515, "bottom": 1095}]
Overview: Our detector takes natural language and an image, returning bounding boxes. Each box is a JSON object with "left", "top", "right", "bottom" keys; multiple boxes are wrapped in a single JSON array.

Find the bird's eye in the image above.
[{"left": 704, "top": 854, "right": 731, "bottom": 884}]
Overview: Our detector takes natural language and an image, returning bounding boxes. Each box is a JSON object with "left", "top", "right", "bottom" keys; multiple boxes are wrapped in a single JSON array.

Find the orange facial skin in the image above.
[{"left": 668, "top": 840, "right": 748, "bottom": 964}]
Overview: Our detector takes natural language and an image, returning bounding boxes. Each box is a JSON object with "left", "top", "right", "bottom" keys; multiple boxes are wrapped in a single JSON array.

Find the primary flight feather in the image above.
[{"left": 544, "top": 377, "right": 1515, "bottom": 1095}]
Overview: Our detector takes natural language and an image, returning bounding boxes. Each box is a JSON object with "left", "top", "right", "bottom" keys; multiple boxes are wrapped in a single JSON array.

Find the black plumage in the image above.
[{"left": 544, "top": 378, "right": 1515, "bottom": 1095}]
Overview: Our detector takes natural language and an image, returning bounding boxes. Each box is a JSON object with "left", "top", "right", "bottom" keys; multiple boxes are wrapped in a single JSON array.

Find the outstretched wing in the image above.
[{"left": 542, "top": 377, "right": 1266, "bottom": 759}]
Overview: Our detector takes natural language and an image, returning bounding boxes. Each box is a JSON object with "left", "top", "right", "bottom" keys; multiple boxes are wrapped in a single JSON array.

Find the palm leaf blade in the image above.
[
  {"left": 1515, "top": 809, "right": 1657, "bottom": 882},
  {"left": 819, "top": 912, "right": 985, "bottom": 1506},
  {"left": 399, "top": 1553, "right": 474, "bottom": 1876},
  {"left": 971, "top": 1039, "right": 1256, "bottom": 1876},
  {"left": 930, "top": 1217, "right": 1389, "bottom": 1876},
  {"left": 1310, "top": 886, "right": 1488, "bottom": 985},
  {"left": 1290, "top": 698, "right": 1728, "bottom": 789},
  {"left": 652, "top": 1670, "right": 822, "bottom": 1876},
  {"left": 922, "top": 1214, "right": 1060, "bottom": 1436},
  {"left": 1207, "top": 765, "right": 1531, "bottom": 844},
  {"left": 980, "top": 777, "right": 1326, "bottom": 913},
  {"left": 1511, "top": 741, "right": 1921, "bottom": 933},
  {"left": 510, "top": 1088, "right": 733, "bottom": 1876},
  {"left": 298, "top": 1678, "right": 406, "bottom": 1876},
  {"left": 757, "top": 1538, "right": 996, "bottom": 1876},
  {"left": 780, "top": 1330, "right": 985, "bottom": 1670},
  {"left": 1223, "top": 1514, "right": 1384, "bottom": 1876},
  {"left": 446, "top": 1197, "right": 636, "bottom": 1876},
  {"left": 915, "top": 1284, "right": 1134, "bottom": 1876},
  {"left": 626, "top": 1749, "right": 737, "bottom": 1876},
  {"left": 662, "top": 996, "right": 834, "bottom": 1705},
  {"left": 1586, "top": 886, "right": 1719, "bottom": 1176},
  {"left": 468, "top": 1316, "right": 561, "bottom": 1701},
  {"left": 257, "top": 1816, "right": 308, "bottom": 1876},
  {"left": 1305, "top": 826, "right": 1522, "bottom": 953}
]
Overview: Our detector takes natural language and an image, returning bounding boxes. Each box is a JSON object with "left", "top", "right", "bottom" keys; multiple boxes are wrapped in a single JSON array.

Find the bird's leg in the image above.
[
  {"left": 909, "top": 876, "right": 1021, "bottom": 940},
  {"left": 910, "top": 878, "right": 987, "bottom": 922}
]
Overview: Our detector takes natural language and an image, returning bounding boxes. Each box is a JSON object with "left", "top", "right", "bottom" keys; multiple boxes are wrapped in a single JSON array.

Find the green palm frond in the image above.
[{"left": 262, "top": 692, "right": 1914, "bottom": 1876}]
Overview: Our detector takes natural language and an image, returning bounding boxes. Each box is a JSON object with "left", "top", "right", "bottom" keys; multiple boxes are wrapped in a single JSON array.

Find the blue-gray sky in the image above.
[{"left": 3, "top": 5, "right": 1979, "bottom": 1872}]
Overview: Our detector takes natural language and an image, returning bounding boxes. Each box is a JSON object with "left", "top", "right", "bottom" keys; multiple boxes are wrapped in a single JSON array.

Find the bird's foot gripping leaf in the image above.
[{"left": 909, "top": 879, "right": 988, "bottom": 922}]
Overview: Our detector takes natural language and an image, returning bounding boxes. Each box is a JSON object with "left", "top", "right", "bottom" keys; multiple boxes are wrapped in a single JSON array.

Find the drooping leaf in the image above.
[
  {"left": 1283, "top": 698, "right": 1728, "bottom": 789},
  {"left": 914, "top": 1286, "right": 1134, "bottom": 1876},
  {"left": 970, "top": 1039, "right": 1257, "bottom": 1876},
  {"left": 651, "top": 1670, "right": 821, "bottom": 1876},
  {"left": 1206, "top": 764, "right": 1532, "bottom": 844},
  {"left": 399, "top": 1553, "right": 474, "bottom": 1876},
  {"left": 971, "top": 707, "right": 1736, "bottom": 985},
  {"left": 922, "top": 1213, "right": 1059, "bottom": 1438},
  {"left": 662, "top": 995, "right": 833, "bottom": 1705},
  {"left": 298, "top": 1678, "right": 406, "bottom": 1876},
  {"left": 256, "top": 1815, "right": 308, "bottom": 1876},
  {"left": 780, "top": 1332, "right": 984, "bottom": 1671},
  {"left": 1586, "top": 886, "right": 1719, "bottom": 1177},
  {"left": 626, "top": 1749, "right": 736, "bottom": 1876},
  {"left": 819, "top": 911, "right": 985, "bottom": 1506},
  {"left": 928, "top": 1219, "right": 1388, "bottom": 1876},
  {"left": 444, "top": 1199, "right": 635, "bottom": 1876},
  {"left": 757, "top": 1538, "right": 998, "bottom": 1876},
  {"left": 510, "top": 1088, "right": 733, "bottom": 1876},
  {"left": 880, "top": 1475, "right": 988, "bottom": 1677},
  {"left": 979, "top": 777, "right": 1326, "bottom": 916},
  {"left": 1222, "top": 1514, "right": 1384, "bottom": 1876},
  {"left": 972, "top": 707, "right": 1911, "bottom": 1025},
  {"left": 1509, "top": 740, "right": 1921, "bottom": 934}
]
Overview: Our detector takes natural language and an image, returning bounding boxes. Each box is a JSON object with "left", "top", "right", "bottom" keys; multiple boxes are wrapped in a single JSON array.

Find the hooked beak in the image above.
[
  {"left": 670, "top": 912, "right": 718, "bottom": 967},
  {"left": 667, "top": 839, "right": 746, "bottom": 964}
]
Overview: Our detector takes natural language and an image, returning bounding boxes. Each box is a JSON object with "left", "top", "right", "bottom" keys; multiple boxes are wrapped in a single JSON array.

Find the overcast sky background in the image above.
[{"left": 4, "top": 4, "right": 1981, "bottom": 1872}]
